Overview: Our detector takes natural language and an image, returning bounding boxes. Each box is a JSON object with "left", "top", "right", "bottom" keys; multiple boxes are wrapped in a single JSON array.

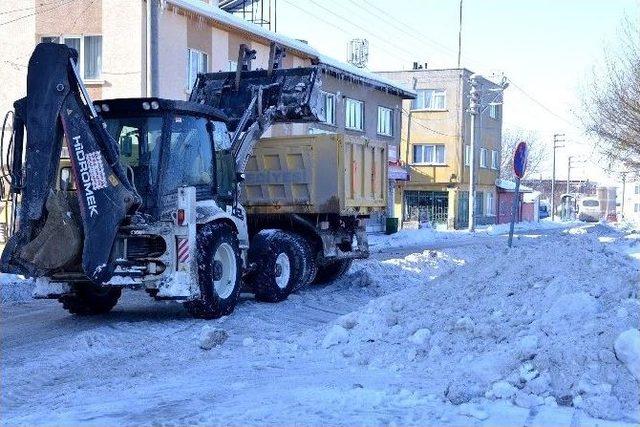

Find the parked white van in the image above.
[{"left": 578, "top": 197, "right": 601, "bottom": 222}]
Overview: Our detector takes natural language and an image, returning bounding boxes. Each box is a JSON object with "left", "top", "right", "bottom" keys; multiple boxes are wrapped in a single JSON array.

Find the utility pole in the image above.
[
  {"left": 621, "top": 171, "right": 627, "bottom": 220},
  {"left": 468, "top": 75, "right": 480, "bottom": 232},
  {"left": 146, "top": 0, "right": 159, "bottom": 97},
  {"left": 567, "top": 155, "right": 572, "bottom": 195},
  {"left": 551, "top": 133, "right": 565, "bottom": 221},
  {"left": 457, "top": 0, "right": 463, "bottom": 68},
  {"left": 567, "top": 156, "right": 586, "bottom": 197}
]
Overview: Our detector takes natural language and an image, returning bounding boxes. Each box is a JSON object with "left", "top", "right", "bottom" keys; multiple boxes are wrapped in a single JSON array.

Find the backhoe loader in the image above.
[{"left": 0, "top": 42, "right": 370, "bottom": 318}]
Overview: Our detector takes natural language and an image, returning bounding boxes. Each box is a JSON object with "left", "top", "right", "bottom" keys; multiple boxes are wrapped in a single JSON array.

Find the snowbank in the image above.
[
  {"left": 369, "top": 219, "right": 582, "bottom": 250},
  {"left": 1, "top": 274, "right": 34, "bottom": 305},
  {"left": 312, "top": 225, "right": 640, "bottom": 421}
]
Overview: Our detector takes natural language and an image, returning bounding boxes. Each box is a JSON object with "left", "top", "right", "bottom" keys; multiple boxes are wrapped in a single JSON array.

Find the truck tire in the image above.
[
  {"left": 184, "top": 222, "right": 243, "bottom": 319},
  {"left": 58, "top": 283, "right": 121, "bottom": 315},
  {"left": 249, "top": 230, "right": 312, "bottom": 302},
  {"left": 312, "top": 258, "right": 353, "bottom": 285}
]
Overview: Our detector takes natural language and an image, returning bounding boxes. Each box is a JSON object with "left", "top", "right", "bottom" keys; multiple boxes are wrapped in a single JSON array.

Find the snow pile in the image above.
[
  {"left": 1, "top": 274, "right": 34, "bottom": 304},
  {"left": 482, "top": 219, "right": 582, "bottom": 236},
  {"left": 345, "top": 249, "right": 472, "bottom": 298},
  {"left": 312, "top": 228, "right": 640, "bottom": 421},
  {"left": 614, "top": 329, "right": 640, "bottom": 382},
  {"left": 369, "top": 228, "right": 464, "bottom": 250}
]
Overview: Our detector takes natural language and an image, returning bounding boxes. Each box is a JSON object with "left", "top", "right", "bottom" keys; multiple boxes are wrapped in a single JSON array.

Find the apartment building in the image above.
[
  {"left": 622, "top": 180, "right": 640, "bottom": 222},
  {"left": 0, "top": 0, "right": 414, "bottom": 230},
  {"left": 377, "top": 68, "right": 504, "bottom": 229}
]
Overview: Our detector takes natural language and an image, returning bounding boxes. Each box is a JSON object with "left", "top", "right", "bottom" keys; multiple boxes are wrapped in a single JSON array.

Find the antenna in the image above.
[{"left": 347, "top": 39, "right": 369, "bottom": 68}]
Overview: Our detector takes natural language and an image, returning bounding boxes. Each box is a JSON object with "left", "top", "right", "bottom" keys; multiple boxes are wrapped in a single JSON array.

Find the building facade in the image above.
[
  {"left": 377, "top": 68, "right": 503, "bottom": 229},
  {"left": 621, "top": 180, "right": 640, "bottom": 222},
  {"left": 0, "top": 0, "right": 414, "bottom": 232}
]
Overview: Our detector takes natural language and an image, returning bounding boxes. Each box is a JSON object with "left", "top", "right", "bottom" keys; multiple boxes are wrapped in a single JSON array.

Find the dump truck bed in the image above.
[{"left": 242, "top": 133, "right": 387, "bottom": 216}]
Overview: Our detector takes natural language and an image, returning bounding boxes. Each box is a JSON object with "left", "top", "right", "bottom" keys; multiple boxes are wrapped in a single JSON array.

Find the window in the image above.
[
  {"left": 635, "top": 184, "right": 640, "bottom": 195},
  {"left": 321, "top": 92, "right": 336, "bottom": 125},
  {"left": 413, "top": 144, "right": 445, "bottom": 165},
  {"left": 105, "top": 115, "right": 164, "bottom": 206},
  {"left": 345, "top": 98, "right": 364, "bottom": 131},
  {"left": 163, "top": 115, "right": 213, "bottom": 195},
  {"left": 635, "top": 203, "right": 640, "bottom": 213},
  {"left": 486, "top": 192, "right": 495, "bottom": 215},
  {"left": 479, "top": 148, "right": 488, "bottom": 168},
  {"left": 412, "top": 89, "right": 446, "bottom": 110},
  {"left": 464, "top": 144, "right": 471, "bottom": 166},
  {"left": 475, "top": 191, "right": 484, "bottom": 215},
  {"left": 187, "top": 48, "right": 208, "bottom": 91},
  {"left": 491, "top": 150, "right": 499, "bottom": 169},
  {"left": 41, "top": 35, "right": 102, "bottom": 80},
  {"left": 377, "top": 106, "right": 393, "bottom": 136},
  {"left": 489, "top": 104, "right": 501, "bottom": 120}
]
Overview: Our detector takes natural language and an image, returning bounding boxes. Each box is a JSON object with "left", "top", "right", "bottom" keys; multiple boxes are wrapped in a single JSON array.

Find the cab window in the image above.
[{"left": 162, "top": 115, "right": 213, "bottom": 195}]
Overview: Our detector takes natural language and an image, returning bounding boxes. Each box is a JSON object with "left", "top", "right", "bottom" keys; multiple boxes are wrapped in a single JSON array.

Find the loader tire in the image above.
[
  {"left": 59, "top": 283, "right": 121, "bottom": 315},
  {"left": 249, "top": 230, "right": 313, "bottom": 303},
  {"left": 184, "top": 222, "right": 242, "bottom": 319},
  {"left": 312, "top": 258, "right": 353, "bottom": 285}
]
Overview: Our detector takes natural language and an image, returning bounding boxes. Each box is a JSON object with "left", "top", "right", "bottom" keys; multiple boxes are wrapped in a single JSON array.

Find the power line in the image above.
[
  {"left": 0, "top": 0, "right": 75, "bottom": 27},
  {"left": 69, "top": 0, "right": 98, "bottom": 32},
  {"left": 344, "top": 1, "right": 583, "bottom": 132},
  {"left": 401, "top": 108, "right": 454, "bottom": 137},
  {"left": 356, "top": 0, "right": 462, "bottom": 61},
  {"left": 507, "top": 80, "right": 581, "bottom": 130},
  {"left": 0, "top": 0, "right": 63, "bottom": 16},
  {"left": 303, "top": 0, "right": 422, "bottom": 62},
  {"left": 279, "top": 0, "right": 412, "bottom": 64}
]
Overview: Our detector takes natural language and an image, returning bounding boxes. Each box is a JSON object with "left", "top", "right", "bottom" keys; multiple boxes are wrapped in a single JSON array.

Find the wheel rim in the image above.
[
  {"left": 213, "top": 242, "right": 237, "bottom": 299},
  {"left": 274, "top": 252, "right": 291, "bottom": 289}
]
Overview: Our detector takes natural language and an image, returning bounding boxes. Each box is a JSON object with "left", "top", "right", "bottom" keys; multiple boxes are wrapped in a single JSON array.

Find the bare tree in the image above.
[
  {"left": 581, "top": 17, "right": 640, "bottom": 170},
  {"left": 500, "top": 127, "right": 546, "bottom": 180}
]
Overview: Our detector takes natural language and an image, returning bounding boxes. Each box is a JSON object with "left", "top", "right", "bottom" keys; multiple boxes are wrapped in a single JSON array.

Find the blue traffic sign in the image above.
[{"left": 513, "top": 141, "right": 528, "bottom": 178}]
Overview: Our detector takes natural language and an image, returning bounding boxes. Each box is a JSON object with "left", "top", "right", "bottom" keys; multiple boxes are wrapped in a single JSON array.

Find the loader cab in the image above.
[{"left": 95, "top": 98, "right": 236, "bottom": 218}]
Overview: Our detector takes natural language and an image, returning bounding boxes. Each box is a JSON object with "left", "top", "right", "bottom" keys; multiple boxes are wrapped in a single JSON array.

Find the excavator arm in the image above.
[{"left": 1, "top": 43, "right": 139, "bottom": 283}]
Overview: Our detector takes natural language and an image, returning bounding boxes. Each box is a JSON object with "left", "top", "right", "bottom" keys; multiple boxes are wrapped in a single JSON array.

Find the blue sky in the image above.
[{"left": 275, "top": 0, "right": 637, "bottom": 181}]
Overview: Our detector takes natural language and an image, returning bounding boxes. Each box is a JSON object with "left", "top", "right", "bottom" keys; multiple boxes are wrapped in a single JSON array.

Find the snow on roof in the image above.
[
  {"left": 496, "top": 179, "right": 533, "bottom": 192},
  {"left": 168, "top": 0, "right": 416, "bottom": 98}
]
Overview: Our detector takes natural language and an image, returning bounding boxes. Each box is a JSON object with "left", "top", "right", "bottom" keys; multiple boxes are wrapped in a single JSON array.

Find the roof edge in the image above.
[{"left": 167, "top": 0, "right": 416, "bottom": 97}]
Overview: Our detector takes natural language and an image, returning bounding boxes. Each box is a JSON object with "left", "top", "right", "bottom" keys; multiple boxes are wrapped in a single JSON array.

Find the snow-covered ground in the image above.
[{"left": 1, "top": 223, "right": 639, "bottom": 425}]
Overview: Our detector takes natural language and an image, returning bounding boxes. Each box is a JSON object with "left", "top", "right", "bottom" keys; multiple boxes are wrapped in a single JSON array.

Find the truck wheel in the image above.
[
  {"left": 184, "top": 222, "right": 242, "bottom": 319},
  {"left": 312, "top": 258, "right": 353, "bottom": 285},
  {"left": 249, "top": 230, "right": 312, "bottom": 302},
  {"left": 58, "top": 283, "right": 121, "bottom": 315}
]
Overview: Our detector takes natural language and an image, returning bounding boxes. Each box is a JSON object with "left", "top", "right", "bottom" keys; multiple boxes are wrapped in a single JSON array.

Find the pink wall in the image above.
[{"left": 497, "top": 192, "right": 535, "bottom": 224}]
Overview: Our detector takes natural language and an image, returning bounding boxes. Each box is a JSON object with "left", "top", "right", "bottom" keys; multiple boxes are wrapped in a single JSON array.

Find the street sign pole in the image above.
[
  {"left": 507, "top": 177, "right": 521, "bottom": 248},
  {"left": 508, "top": 141, "right": 528, "bottom": 248}
]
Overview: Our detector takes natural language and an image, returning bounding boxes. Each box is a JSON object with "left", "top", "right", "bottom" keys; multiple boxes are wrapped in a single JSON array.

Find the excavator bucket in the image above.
[
  {"left": 189, "top": 65, "right": 324, "bottom": 172},
  {"left": 0, "top": 43, "right": 139, "bottom": 283},
  {"left": 189, "top": 66, "right": 324, "bottom": 132}
]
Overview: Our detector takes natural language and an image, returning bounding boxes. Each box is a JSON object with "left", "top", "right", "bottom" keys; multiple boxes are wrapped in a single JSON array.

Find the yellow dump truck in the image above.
[{"left": 242, "top": 133, "right": 387, "bottom": 283}]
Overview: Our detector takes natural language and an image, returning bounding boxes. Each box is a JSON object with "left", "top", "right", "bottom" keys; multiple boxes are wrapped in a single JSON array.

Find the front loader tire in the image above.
[
  {"left": 184, "top": 222, "right": 242, "bottom": 319},
  {"left": 59, "top": 283, "right": 121, "bottom": 315},
  {"left": 248, "top": 230, "right": 313, "bottom": 303}
]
